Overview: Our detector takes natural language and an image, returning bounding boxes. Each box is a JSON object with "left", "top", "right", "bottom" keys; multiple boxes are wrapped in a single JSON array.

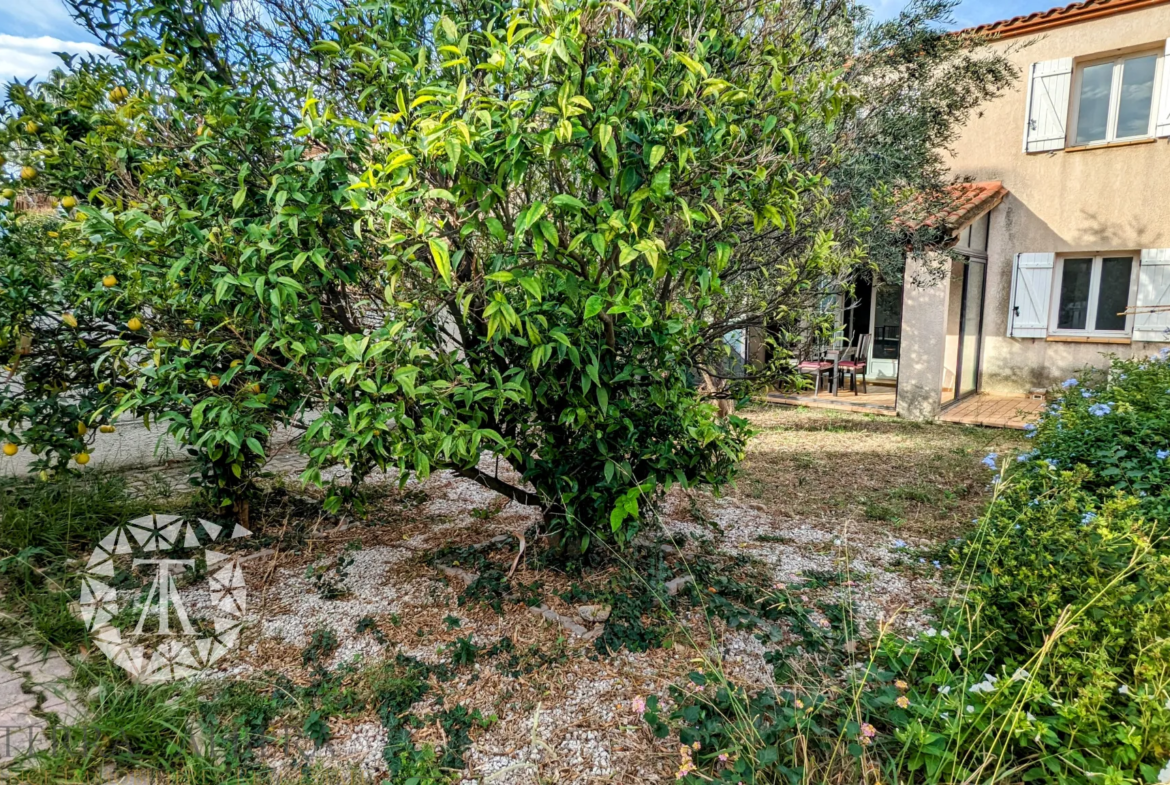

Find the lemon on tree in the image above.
[
  {"left": 19, "top": 166, "right": 35, "bottom": 181},
  {"left": 102, "top": 274, "right": 118, "bottom": 287},
  {"left": 127, "top": 317, "right": 143, "bottom": 331},
  {"left": 2, "top": 443, "right": 17, "bottom": 457},
  {"left": 61, "top": 195, "right": 78, "bottom": 209},
  {"left": 74, "top": 452, "right": 90, "bottom": 465}
]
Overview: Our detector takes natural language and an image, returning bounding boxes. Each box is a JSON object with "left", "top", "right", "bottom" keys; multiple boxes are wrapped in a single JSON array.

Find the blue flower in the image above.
[
  {"left": 1048, "top": 404, "right": 1062, "bottom": 415},
  {"left": 1081, "top": 389, "right": 1093, "bottom": 398},
  {"left": 1061, "top": 378, "right": 1078, "bottom": 388},
  {"left": 1082, "top": 512, "right": 1097, "bottom": 525},
  {"left": 1046, "top": 459, "right": 1058, "bottom": 470},
  {"left": 932, "top": 560, "right": 942, "bottom": 569},
  {"left": 892, "top": 539, "right": 907, "bottom": 549},
  {"left": 1088, "top": 403, "right": 1112, "bottom": 416},
  {"left": 1158, "top": 449, "right": 1170, "bottom": 460},
  {"left": 1016, "top": 450, "right": 1037, "bottom": 463},
  {"left": 1024, "top": 423, "right": 1037, "bottom": 438},
  {"left": 981, "top": 453, "right": 998, "bottom": 469}
]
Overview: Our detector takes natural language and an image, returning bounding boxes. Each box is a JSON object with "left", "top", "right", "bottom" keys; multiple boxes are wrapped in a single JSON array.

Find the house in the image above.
[{"left": 891, "top": 0, "right": 1170, "bottom": 421}]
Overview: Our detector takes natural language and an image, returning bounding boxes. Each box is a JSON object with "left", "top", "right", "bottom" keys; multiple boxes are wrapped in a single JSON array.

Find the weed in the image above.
[
  {"left": 302, "top": 710, "right": 331, "bottom": 748},
  {"left": 355, "top": 615, "right": 388, "bottom": 645},
  {"left": 442, "top": 614, "right": 461, "bottom": 630},
  {"left": 443, "top": 635, "right": 479, "bottom": 667},
  {"left": 302, "top": 627, "right": 339, "bottom": 670},
  {"left": 306, "top": 541, "right": 360, "bottom": 600}
]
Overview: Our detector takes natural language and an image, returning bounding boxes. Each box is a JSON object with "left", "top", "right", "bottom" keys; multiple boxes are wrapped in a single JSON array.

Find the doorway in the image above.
[{"left": 941, "top": 257, "right": 987, "bottom": 404}]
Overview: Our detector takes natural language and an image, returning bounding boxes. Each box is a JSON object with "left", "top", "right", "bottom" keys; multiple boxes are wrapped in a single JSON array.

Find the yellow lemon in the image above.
[
  {"left": 99, "top": 424, "right": 115, "bottom": 433},
  {"left": 1, "top": 188, "right": 14, "bottom": 199},
  {"left": 61, "top": 196, "right": 77, "bottom": 209},
  {"left": 77, "top": 422, "right": 88, "bottom": 436},
  {"left": 2, "top": 443, "right": 17, "bottom": 457},
  {"left": 102, "top": 275, "right": 118, "bottom": 287},
  {"left": 108, "top": 85, "right": 129, "bottom": 103},
  {"left": 24, "top": 121, "right": 38, "bottom": 133},
  {"left": 207, "top": 375, "right": 221, "bottom": 388},
  {"left": 127, "top": 317, "right": 143, "bottom": 331},
  {"left": 20, "top": 166, "right": 36, "bottom": 181},
  {"left": 62, "top": 313, "right": 78, "bottom": 328},
  {"left": 74, "top": 452, "right": 90, "bottom": 465}
]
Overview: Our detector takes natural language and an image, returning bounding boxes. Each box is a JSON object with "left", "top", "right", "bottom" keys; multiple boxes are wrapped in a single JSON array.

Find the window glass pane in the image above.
[
  {"left": 1057, "top": 258, "right": 1093, "bottom": 330},
  {"left": 1075, "top": 62, "right": 1114, "bottom": 144},
  {"left": 1094, "top": 257, "right": 1133, "bottom": 331},
  {"left": 1116, "top": 55, "right": 1156, "bottom": 138}
]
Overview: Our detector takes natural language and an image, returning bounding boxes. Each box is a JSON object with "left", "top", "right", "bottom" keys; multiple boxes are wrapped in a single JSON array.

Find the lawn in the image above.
[{"left": 0, "top": 405, "right": 1023, "bottom": 784}]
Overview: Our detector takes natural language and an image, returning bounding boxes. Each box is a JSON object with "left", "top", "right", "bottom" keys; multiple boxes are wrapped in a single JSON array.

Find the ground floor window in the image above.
[{"left": 1051, "top": 254, "right": 1135, "bottom": 336}]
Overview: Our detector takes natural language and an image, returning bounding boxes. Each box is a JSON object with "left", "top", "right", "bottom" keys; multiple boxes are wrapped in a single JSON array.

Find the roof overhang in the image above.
[{"left": 966, "top": 0, "right": 1170, "bottom": 41}]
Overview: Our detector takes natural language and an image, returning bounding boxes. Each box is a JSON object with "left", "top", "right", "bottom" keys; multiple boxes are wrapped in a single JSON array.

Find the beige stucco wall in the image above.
[
  {"left": 945, "top": 5, "right": 1170, "bottom": 393},
  {"left": 897, "top": 253, "right": 952, "bottom": 420}
]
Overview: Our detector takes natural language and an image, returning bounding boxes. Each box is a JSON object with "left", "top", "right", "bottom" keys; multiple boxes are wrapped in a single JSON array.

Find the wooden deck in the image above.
[
  {"left": 766, "top": 385, "right": 898, "bottom": 415},
  {"left": 939, "top": 394, "right": 1046, "bottom": 430},
  {"left": 765, "top": 388, "right": 1046, "bottom": 430}
]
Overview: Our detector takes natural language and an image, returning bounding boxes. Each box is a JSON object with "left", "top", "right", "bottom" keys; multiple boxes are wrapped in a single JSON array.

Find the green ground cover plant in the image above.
[{"left": 650, "top": 352, "right": 1170, "bottom": 784}]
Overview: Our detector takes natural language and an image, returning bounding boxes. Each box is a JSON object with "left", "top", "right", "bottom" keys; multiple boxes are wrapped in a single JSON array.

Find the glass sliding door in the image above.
[{"left": 956, "top": 260, "right": 986, "bottom": 399}]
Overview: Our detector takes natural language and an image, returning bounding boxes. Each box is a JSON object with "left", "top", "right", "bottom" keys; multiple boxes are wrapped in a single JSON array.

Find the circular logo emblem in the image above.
[{"left": 76, "top": 514, "right": 251, "bottom": 683}]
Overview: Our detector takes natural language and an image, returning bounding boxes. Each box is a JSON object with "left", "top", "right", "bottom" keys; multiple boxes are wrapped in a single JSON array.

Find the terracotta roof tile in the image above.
[
  {"left": 935, "top": 180, "right": 1008, "bottom": 229},
  {"left": 904, "top": 181, "right": 1008, "bottom": 232},
  {"left": 966, "top": 0, "right": 1170, "bottom": 40}
]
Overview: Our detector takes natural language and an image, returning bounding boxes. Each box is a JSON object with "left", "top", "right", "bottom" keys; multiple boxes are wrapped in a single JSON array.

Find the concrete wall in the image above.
[
  {"left": 946, "top": 5, "right": 1170, "bottom": 393},
  {"left": 1, "top": 418, "right": 186, "bottom": 478}
]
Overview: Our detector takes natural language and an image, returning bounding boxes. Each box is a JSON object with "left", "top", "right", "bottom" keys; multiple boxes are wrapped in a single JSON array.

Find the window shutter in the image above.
[
  {"left": 1023, "top": 59, "right": 1073, "bottom": 153},
  {"left": 1134, "top": 249, "right": 1170, "bottom": 341},
  {"left": 1156, "top": 40, "right": 1170, "bottom": 137},
  {"left": 1008, "top": 253, "right": 1055, "bottom": 338}
]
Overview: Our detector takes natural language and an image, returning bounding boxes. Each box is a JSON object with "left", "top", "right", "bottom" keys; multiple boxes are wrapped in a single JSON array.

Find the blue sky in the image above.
[{"left": 0, "top": 0, "right": 1063, "bottom": 85}]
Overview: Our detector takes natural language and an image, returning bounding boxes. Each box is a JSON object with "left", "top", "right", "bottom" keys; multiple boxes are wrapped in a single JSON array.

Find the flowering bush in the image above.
[{"left": 871, "top": 354, "right": 1170, "bottom": 783}]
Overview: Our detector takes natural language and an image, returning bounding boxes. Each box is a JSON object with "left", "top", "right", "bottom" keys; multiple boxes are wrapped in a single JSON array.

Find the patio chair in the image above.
[
  {"left": 797, "top": 337, "right": 850, "bottom": 397},
  {"left": 837, "top": 333, "right": 872, "bottom": 395}
]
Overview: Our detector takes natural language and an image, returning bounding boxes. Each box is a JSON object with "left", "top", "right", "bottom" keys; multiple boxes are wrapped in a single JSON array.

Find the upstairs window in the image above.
[
  {"left": 1023, "top": 44, "right": 1170, "bottom": 153},
  {"left": 1071, "top": 52, "right": 1162, "bottom": 145}
]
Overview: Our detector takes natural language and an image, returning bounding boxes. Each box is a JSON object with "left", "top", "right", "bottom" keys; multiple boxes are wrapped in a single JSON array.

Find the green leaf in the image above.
[
  {"left": 428, "top": 238, "right": 452, "bottom": 286},
  {"left": 649, "top": 145, "right": 666, "bottom": 168},
  {"left": 551, "top": 194, "right": 587, "bottom": 210},
  {"left": 232, "top": 187, "right": 247, "bottom": 210},
  {"left": 584, "top": 295, "right": 604, "bottom": 319}
]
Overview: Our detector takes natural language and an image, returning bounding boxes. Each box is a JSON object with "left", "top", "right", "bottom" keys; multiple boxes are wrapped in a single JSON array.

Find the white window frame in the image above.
[
  {"left": 1048, "top": 253, "right": 1140, "bottom": 337},
  {"left": 1068, "top": 50, "right": 1165, "bottom": 146}
]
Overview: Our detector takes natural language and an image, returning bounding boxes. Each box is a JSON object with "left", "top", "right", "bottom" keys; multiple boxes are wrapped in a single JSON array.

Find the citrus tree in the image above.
[{"left": 0, "top": 0, "right": 998, "bottom": 550}]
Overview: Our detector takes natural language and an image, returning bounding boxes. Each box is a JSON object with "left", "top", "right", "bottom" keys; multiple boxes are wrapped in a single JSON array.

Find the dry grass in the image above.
[{"left": 733, "top": 404, "right": 1025, "bottom": 539}]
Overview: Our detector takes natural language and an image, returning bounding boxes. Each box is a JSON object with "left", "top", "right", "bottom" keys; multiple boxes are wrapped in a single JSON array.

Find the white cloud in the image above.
[{"left": 0, "top": 34, "right": 112, "bottom": 84}]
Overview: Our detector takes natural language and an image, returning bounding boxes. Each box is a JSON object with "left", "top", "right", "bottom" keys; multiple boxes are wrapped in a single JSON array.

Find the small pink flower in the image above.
[
  {"left": 692, "top": 740, "right": 701, "bottom": 750},
  {"left": 895, "top": 680, "right": 909, "bottom": 691},
  {"left": 896, "top": 696, "right": 910, "bottom": 709},
  {"left": 718, "top": 753, "right": 729, "bottom": 763},
  {"left": 632, "top": 696, "right": 646, "bottom": 714},
  {"left": 861, "top": 723, "right": 877, "bottom": 738},
  {"left": 795, "top": 699, "right": 804, "bottom": 709}
]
